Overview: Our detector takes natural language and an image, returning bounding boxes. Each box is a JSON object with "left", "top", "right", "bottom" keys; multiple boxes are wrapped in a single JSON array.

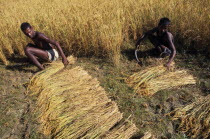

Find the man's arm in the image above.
[
  {"left": 135, "top": 27, "right": 158, "bottom": 48},
  {"left": 135, "top": 34, "right": 146, "bottom": 48},
  {"left": 39, "top": 33, "right": 69, "bottom": 66},
  {"left": 166, "top": 32, "right": 176, "bottom": 67}
]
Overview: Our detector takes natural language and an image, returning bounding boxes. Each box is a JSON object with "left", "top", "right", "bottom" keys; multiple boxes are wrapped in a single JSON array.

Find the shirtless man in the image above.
[
  {"left": 20, "top": 22, "right": 69, "bottom": 70},
  {"left": 135, "top": 17, "right": 176, "bottom": 68}
]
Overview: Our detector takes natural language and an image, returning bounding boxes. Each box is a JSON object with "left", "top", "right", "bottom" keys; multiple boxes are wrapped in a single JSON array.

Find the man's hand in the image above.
[
  {"left": 62, "top": 58, "right": 69, "bottom": 67},
  {"left": 165, "top": 62, "right": 171, "bottom": 69},
  {"left": 135, "top": 44, "right": 139, "bottom": 50}
]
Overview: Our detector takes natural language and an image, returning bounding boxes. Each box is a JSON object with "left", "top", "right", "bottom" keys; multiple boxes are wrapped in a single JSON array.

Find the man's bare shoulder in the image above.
[
  {"left": 165, "top": 32, "right": 174, "bottom": 40},
  {"left": 166, "top": 32, "right": 173, "bottom": 37},
  {"left": 35, "top": 32, "right": 49, "bottom": 40}
]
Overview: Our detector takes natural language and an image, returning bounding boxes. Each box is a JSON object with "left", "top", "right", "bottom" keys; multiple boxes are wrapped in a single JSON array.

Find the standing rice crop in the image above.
[{"left": 0, "top": 0, "right": 209, "bottom": 65}]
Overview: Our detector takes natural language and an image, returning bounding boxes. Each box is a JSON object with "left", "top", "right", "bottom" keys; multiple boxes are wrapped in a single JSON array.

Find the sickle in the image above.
[{"left": 135, "top": 46, "right": 141, "bottom": 64}]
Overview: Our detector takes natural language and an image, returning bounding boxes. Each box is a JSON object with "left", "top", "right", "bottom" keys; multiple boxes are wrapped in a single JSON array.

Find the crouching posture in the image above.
[
  {"left": 135, "top": 17, "right": 176, "bottom": 68},
  {"left": 20, "top": 22, "right": 69, "bottom": 70}
]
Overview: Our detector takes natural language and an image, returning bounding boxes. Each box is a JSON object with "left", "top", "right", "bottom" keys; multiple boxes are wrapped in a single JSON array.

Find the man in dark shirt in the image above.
[
  {"left": 135, "top": 17, "right": 176, "bottom": 68},
  {"left": 20, "top": 22, "right": 69, "bottom": 70}
]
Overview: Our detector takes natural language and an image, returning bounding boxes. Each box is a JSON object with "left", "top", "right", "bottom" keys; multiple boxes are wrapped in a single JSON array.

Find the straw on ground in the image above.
[
  {"left": 27, "top": 56, "right": 137, "bottom": 138},
  {"left": 126, "top": 63, "right": 196, "bottom": 96},
  {"left": 168, "top": 95, "right": 210, "bottom": 139}
]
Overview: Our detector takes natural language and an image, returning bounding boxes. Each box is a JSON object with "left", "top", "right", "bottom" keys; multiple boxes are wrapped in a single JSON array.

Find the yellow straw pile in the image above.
[
  {"left": 146, "top": 70, "right": 196, "bottom": 95},
  {"left": 169, "top": 95, "right": 210, "bottom": 139},
  {"left": 27, "top": 56, "right": 137, "bottom": 139},
  {"left": 126, "top": 64, "right": 196, "bottom": 96},
  {"left": 103, "top": 121, "right": 138, "bottom": 139}
]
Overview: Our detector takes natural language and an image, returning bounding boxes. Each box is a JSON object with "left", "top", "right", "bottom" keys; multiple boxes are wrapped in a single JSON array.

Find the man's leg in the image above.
[{"left": 24, "top": 46, "right": 49, "bottom": 70}]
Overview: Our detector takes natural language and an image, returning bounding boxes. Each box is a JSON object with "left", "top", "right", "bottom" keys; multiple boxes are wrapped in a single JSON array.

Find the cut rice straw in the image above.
[
  {"left": 126, "top": 63, "right": 196, "bottom": 97},
  {"left": 141, "top": 70, "right": 196, "bottom": 96},
  {"left": 126, "top": 64, "right": 168, "bottom": 96},
  {"left": 27, "top": 56, "right": 137, "bottom": 139},
  {"left": 126, "top": 64, "right": 168, "bottom": 87},
  {"left": 168, "top": 95, "right": 210, "bottom": 139}
]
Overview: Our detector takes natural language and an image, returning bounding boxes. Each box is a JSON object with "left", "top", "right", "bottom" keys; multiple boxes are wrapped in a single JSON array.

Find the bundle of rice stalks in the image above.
[
  {"left": 168, "top": 95, "right": 210, "bottom": 139},
  {"left": 142, "top": 70, "right": 196, "bottom": 96},
  {"left": 103, "top": 121, "right": 138, "bottom": 139},
  {"left": 27, "top": 56, "right": 137, "bottom": 139},
  {"left": 126, "top": 64, "right": 196, "bottom": 97},
  {"left": 126, "top": 65, "right": 168, "bottom": 89}
]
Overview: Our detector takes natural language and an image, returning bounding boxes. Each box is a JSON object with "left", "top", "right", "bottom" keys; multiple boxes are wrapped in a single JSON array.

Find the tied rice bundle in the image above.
[
  {"left": 27, "top": 56, "right": 137, "bottom": 139},
  {"left": 144, "top": 70, "right": 196, "bottom": 96},
  {"left": 169, "top": 95, "right": 210, "bottom": 139},
  {"left": 126, "top": 64, "right": 196, "bottom": 97},
  {"left": 126, "top": 65, "right": 167, "bottom": 89}
]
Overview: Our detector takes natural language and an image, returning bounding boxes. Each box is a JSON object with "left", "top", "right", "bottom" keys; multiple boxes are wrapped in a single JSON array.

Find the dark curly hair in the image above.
[
  {"left": 20, "top": 22, "right": 31, "bottom": 31},
  {"left": 158, "top": 17, "right": 171, "bottom": 26}
]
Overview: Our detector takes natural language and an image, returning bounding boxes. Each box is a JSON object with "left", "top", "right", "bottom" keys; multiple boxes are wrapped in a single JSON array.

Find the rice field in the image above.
[
  {"left": 0, "top": 0, "right": 209, "bottom": 65},
  {"left": 0, "top": 0, "right": 209, "bottom": 138}
]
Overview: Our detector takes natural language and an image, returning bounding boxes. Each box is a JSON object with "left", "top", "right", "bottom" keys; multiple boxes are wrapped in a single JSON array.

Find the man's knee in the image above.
[
  {"left": 25, "top": 43, "right": 35, "bottom": 53},
  {"left": 24, "top": 46, "right": 33, "bottom": 55}
]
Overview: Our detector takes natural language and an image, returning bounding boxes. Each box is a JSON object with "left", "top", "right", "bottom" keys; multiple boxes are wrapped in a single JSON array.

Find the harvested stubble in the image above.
[
  {"left": 169, "top": 95, "right": 210, "bottom": 139},
  {"left": 27, "top": 56, "right": 137, "bottom": 139},
  {"left": 126, "top": 64, "right": 196, "bottom": 96}
]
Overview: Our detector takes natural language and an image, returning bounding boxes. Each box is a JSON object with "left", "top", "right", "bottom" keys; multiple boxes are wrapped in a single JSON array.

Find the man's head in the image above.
[
  {"left": 20, "top": 22, "right": 36, "bottom": 38},
  {"left": 158, "top": 17, "right": 171, "bottom": 32}
]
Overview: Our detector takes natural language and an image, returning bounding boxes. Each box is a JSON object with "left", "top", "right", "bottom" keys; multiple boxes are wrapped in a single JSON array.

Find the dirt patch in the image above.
[{"left": 0, "top": 65, "right": 46, "bottom": 139}]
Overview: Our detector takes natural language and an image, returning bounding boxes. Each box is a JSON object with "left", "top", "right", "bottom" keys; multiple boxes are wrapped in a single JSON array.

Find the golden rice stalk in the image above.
[
  {"left": 103, "top": 121, "right": 138, "bottom": 139},
  {"left": 27, "top": 56, "right": 76, "bottom": 95},
  {"left": 126, "top": 63, "right": 196, "bottom": 97},
  {"left": 125, "top": 64, "right": 168, "bottom": 88},
  {"left": 125, "top": 63, "right": 170, "bottom": 96},
  {"left": 169, "top": 95, "right": 210, "bottom": 139},
  {"left": 28, "top": 56, "right": 137, "bottom": 139},
  {"left": 0, "top": 48, "right": 9, "bottom": 65},
  {"left": 142, "top": 70, "right": 196, "bottom": 96}
]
